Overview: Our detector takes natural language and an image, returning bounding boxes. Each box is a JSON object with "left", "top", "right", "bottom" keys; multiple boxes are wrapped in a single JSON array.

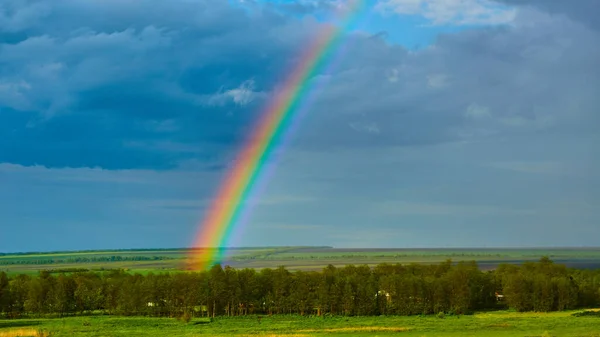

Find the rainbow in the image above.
[{"left": 189, "top": 0, "right": 367, "bottom": 270}]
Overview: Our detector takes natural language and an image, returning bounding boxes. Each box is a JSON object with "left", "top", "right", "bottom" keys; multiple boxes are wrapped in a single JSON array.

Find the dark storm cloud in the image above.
[
  {"left": 1, "top": 0, "right": 599, "bottom": 170},
  {"left": 0, "top": 0, "right": 319, "bottom": 169}
]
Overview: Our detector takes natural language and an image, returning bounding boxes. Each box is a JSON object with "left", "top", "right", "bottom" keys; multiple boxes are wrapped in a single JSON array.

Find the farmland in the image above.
[
  {"left": 2, "top": 247, "right": 600, "bottom": 275},
  {"left": 1, "top": 310, "right": 600, "bottom": 337},
  {"left": 2, "top": 249, "right": 600, "bottom": 336}
]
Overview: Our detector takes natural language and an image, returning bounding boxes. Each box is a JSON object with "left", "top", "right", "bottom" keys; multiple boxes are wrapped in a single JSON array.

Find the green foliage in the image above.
[
  {"left": 500, "top": 259, "right": 583, "bottom": 312},
  {"left": 0, "top": 258, "right": 599, "bottom": 320}
]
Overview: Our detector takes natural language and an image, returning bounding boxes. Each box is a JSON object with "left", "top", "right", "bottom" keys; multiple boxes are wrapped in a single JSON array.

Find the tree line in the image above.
[
  {"left": 0, "top": 248, "right": 188, "bottom": 257},
  {"left": 0, "top": 258, "right": 599, "bottom": 319},
  {"left": 0, "top": 255, "right": 173, "bottom": 265}
]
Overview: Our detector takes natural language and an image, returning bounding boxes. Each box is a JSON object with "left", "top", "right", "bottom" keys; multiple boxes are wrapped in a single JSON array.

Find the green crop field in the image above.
[
  {"left": 2, "top": 247, "right": 600, "bottom": 276},
  {"left": 1, "top": 310, "right": 600, "bottom": 337}
]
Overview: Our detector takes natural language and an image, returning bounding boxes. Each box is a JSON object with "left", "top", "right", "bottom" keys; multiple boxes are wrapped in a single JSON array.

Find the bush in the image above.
[{"left": 179, "top": 312, "right": 192, "bottom": 323}]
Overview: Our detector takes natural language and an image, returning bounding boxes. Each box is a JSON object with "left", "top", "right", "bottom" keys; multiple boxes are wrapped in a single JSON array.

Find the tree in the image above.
[
  {"left": 8, "top": 274, "right": 30, "bottom": 317},
  {"left": 52, "top": 274, "right": 76, "bottom": 316},
  {"left": 0, "top": 271, "right": 9, "bottom": 315},
  {"left": 0, "top": 259, "right": 597, "bottom": 318},
  {"left": 74, "top": 273, "right": 104, "bottom": 313},
  {"left": 208, "top": 264, "right": 226, "bottom": 318}
]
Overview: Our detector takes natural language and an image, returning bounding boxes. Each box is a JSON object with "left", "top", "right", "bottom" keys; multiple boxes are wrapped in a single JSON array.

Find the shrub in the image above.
[{"left": 179, "top": 312, "right": 192, "bottom": 323}]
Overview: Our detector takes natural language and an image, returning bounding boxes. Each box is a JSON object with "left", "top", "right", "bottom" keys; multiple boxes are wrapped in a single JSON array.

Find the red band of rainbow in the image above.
[{"left": 189, "top": 0, "right": 366, "bottom": 270}]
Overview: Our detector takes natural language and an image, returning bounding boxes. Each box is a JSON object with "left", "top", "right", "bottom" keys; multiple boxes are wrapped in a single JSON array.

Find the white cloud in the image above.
[
  {"left": 226, "top": 80, "right": 258, "bottom": 106},
  {"left": 208, "top": 79, "right": 261, "bottom": 106},
  {"left": 427, "top": 73, "right": 448, "bottom": 88},
  {"left": 376, "top": 0, "right": 517, "bottom": 26},
  {"left": 349, "top": 121, "right": 381, "bottom": 134},
  {"left": 465, "top": 103, "right": 492, "bottom": 119},
  {"left": 387, "top": 68, "right": 400, "bottom": 82},
  {"left": 0, "top": 79, "right": 33, "bottom": 111}
]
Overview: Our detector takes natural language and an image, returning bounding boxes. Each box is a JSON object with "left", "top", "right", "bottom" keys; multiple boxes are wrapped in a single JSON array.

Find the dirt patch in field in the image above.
[
  {"left": 298, "top": 326, "right": 410, "bottom": 333},
  {"left": 0, "top": 329, "right": 50, "bottom": 337},
  {"left": 237, "top": 335, "right": 311, "bottom": 337}
]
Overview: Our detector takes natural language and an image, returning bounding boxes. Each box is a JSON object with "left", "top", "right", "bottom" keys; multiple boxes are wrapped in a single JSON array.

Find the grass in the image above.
[{"left": 1, "top": 310, "right": 600, "bottom": 336}]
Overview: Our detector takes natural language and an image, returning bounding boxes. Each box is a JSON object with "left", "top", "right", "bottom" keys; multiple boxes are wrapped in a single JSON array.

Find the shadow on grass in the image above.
[
  {"left": 0, "top": 320, "right": 42, "bottom": 329},
  {"left": 192, "top": 319, "right": 212, "bottom": 325},
  {"left": 572, "top": 310, "right": 600, "bottom": 317}
]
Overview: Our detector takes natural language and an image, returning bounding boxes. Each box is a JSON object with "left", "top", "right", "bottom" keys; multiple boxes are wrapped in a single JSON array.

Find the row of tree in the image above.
[
  {"left": 0, "top": 258, "right": 599, "bottom": 318},
  {"left": 0, "top": 256, "right": 173, "bottom": 266}
]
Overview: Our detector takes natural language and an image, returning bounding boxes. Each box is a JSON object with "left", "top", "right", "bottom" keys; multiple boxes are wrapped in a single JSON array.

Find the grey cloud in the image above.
[
  {"left": 0, "top": 0, "right": 326, "bottom": 169},
  {"left": 495, "top": 0, "right": 600, "bottom": 30},
  {"left": 2, "top": 1, "right": 599, "bottom": 249},
  {"left": 5, "top": 0, "right": 598, "bottom": 170},
  {"left": 0, "top": 163, "right": 219, "bottom": 251},
  {"left": 290, "top": 6, "right": 599, "bottom": 151},
  {"left": 377, "top": 0, "right": 517, "bottom": 26},
  {"left": 244, "top": 130, "right": 600, "bottom": 247},
  {"left": 263, "top": 0, "right": 342, "bottom": 15}
]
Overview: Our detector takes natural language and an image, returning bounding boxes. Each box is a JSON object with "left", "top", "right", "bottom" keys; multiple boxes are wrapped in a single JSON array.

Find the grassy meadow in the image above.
[
  {"left": 1, "top": 310, "right": 600, "bottom": 337},
  {"left": 2, "top": 247, "right": 600, "bottom": 275}
]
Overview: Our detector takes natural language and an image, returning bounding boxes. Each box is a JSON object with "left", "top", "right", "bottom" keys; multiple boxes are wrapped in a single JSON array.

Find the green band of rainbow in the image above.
[{"left": 190, "top": 0, "right": 366, "bottom": 270}]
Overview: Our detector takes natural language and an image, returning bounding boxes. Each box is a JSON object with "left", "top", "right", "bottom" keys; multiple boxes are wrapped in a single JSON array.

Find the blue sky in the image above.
[{"left": 1, "top": 0, "right": 599, "bottom": 252}]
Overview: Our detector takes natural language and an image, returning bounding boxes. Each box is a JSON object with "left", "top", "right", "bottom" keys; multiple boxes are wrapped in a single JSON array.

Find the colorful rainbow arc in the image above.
[{"left": 189, "top": 0, "right": 367, "bottom": 270}]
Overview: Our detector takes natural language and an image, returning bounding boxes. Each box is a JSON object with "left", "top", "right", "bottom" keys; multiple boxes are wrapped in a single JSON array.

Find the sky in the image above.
[{"left": 0, "top": 0, "right": 598, "bottom": 252}]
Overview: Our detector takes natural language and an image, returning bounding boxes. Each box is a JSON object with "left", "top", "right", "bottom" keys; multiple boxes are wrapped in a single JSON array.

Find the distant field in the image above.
[
  {"left": 1, "top": 310, "right": 600, "bottom": 336},
  {"left": 2, "top": 247, "right": 600, "bottom": 275}
]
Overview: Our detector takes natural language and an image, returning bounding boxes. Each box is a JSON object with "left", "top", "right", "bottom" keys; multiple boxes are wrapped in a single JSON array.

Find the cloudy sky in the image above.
[{"left": 1, "top": 0, "right": 598, "bottom": 252}]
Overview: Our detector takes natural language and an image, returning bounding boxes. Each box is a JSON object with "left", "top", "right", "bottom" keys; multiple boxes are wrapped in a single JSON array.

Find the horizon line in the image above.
[{"left": 3, "top": 245, "right": 600, "bottom": 255}]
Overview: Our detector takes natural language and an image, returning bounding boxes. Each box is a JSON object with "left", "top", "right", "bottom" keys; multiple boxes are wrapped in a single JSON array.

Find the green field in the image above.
[
  {"left": 1, "top": 311, "right": 600, "bottom": 337},
  {"left": 2, "top": 249, "right": 600, "bottom": 336},
  {"left": 2, "top": 247, "right": 600, "bottom": 276}
]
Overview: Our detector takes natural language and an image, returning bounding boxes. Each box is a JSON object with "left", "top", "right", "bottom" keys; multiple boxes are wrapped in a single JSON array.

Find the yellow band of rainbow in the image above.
[{"left": 189, "top": 0, "right": 367, "bottom": 270}]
